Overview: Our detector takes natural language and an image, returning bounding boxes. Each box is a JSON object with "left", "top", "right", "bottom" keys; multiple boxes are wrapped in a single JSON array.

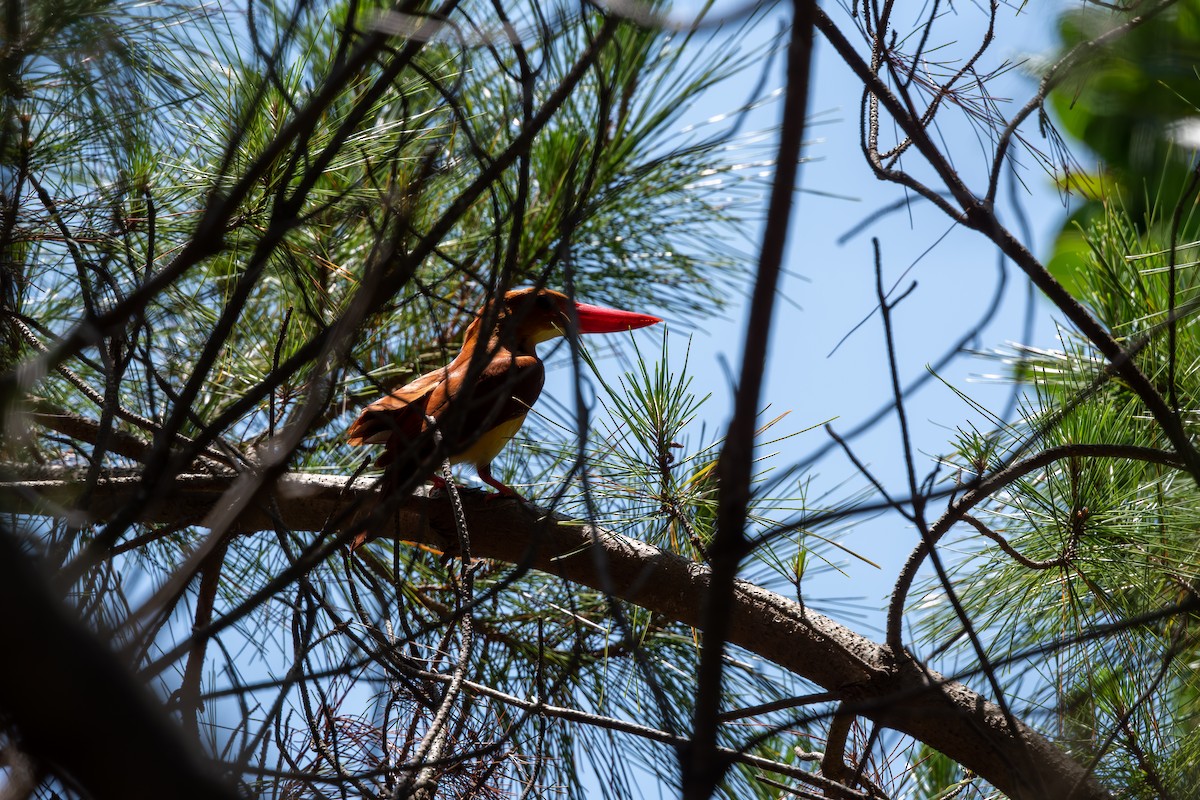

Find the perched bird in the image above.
[{"left": 348, "top": 287, "right": 661, "bottom": 498}]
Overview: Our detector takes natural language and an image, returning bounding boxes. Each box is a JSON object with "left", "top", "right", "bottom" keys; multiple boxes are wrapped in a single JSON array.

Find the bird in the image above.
[{"left": 348, "top": 287, "right": 662, "bottom": 499}]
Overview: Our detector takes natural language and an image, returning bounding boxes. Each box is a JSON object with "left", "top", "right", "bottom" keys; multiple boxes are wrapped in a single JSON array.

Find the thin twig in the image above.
[
  {"left": 394, "top": 431, "right": 476, "bottom": 800},
  {"left": 691, "top": 5, "right": 816, "bottom": 796},
  {"left": 960, "top": 512, "right": 1079, "bottom": 571}
]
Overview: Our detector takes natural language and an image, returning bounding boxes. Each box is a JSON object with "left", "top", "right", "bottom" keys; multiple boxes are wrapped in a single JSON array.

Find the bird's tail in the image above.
[{"left": 345, "top": 448, "right": 436, "bottom": 551}]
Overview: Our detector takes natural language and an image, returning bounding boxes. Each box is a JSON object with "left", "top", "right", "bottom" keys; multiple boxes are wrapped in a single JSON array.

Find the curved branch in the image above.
[
  {"left": 887, "top": 443, "right": 1184, "bottom": 645},
  {"left": 816, "top": 2, "right": 1200, "bottom": 484},
  {"left": 0, "top": 468, "right": 1111, "bottom": 800}
]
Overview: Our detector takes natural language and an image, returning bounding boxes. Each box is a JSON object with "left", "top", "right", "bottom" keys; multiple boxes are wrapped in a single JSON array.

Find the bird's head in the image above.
[{"left": 471, "top": 287, "right": 662, "bottom": 351}]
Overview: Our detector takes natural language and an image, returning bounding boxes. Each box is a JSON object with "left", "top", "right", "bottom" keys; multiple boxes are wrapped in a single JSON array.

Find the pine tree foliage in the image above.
[
  {"left": 925, "top": 201, "right": 1200, "bottom": 798},
  {"left": 1, "top": 0, "right": 778, "bottom": 796},
  {"left": 9, "top": 0, "right": 757, "bottom": 432},
  {"left": 9, "top": 1, "right": 1200, "bottom": 799}
]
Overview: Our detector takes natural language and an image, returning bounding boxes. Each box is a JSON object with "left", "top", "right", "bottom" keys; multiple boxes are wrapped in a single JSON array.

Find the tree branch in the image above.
[
  {"left": 0, "top": 468, "right": 1112, "bottom": 800},
  {"left": 700, "top": 3, "right": 816, "bottom": 796}
]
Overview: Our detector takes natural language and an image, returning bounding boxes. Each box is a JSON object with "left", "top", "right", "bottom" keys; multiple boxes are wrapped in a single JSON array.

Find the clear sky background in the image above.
[{"left": 547, "top": 0, "right": 1085, "bottom": 632}]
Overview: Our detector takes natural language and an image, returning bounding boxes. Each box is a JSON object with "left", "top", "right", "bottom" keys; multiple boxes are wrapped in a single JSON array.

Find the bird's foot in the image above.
[
  {"left": 428, "top": 469, "right": 524, "bottom": 502},
  {"left": 477, "top": 464, "right": 525, "bottom": 501}
]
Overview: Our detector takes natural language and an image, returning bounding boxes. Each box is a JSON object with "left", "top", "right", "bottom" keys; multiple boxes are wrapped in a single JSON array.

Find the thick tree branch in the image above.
[{"left": 0, "top": 469, "right": 1111, "bottom": 800}]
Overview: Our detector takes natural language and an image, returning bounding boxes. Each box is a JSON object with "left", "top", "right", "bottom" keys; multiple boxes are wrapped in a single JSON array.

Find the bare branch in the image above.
[
  {"left": 696, "top": 3, "right": 816, "bottom": 796},
  {"left": 815, "top": 2, "right": 1200, "bottom": 483}
]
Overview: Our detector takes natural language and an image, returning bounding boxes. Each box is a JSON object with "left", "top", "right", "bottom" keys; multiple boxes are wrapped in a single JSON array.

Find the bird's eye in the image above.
[{"left": 535, "top": 294, "right": 555, "bottom": 311}]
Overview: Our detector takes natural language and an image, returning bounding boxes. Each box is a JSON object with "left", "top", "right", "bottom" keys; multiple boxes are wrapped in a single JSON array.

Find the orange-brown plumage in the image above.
[{"left": 348, "top": 287, "right": 661, "bottom": 497}]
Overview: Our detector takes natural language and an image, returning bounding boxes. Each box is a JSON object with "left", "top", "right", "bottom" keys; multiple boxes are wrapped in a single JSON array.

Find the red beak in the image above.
[{"left": 574, "top": 302, "right": 662, "bottom": 334}]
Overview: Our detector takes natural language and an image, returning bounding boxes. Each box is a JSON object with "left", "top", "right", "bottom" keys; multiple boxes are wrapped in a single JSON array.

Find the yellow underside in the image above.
[{"left": 452, "top": 414, "right": 527, "bottom": 466}]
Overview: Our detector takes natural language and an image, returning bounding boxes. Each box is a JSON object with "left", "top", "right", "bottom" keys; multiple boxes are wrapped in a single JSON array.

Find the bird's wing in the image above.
[
  {"left": 346, "top": 368, "right": 447, "bottom": 447},
  {"left": 348, "top": 353, "right": 544, "bottom": 467},
  {"left": 425, "top": 353, "right": 545, "bottom": 447}
]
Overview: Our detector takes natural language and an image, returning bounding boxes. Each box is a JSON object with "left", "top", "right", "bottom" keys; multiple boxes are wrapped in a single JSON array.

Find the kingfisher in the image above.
[{"left": 348, "top": 287, "right": 662, "bottom": 498}]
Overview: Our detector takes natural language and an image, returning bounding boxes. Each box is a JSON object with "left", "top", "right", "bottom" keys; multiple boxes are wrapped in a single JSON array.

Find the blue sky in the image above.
[{"left": 560, "top": 0, "right": 1084, "bottom": 627}]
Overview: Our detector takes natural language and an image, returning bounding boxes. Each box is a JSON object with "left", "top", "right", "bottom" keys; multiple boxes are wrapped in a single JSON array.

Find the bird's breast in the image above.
[{"left": 451, "top": 413, "right": 528, "bottom": 467}]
